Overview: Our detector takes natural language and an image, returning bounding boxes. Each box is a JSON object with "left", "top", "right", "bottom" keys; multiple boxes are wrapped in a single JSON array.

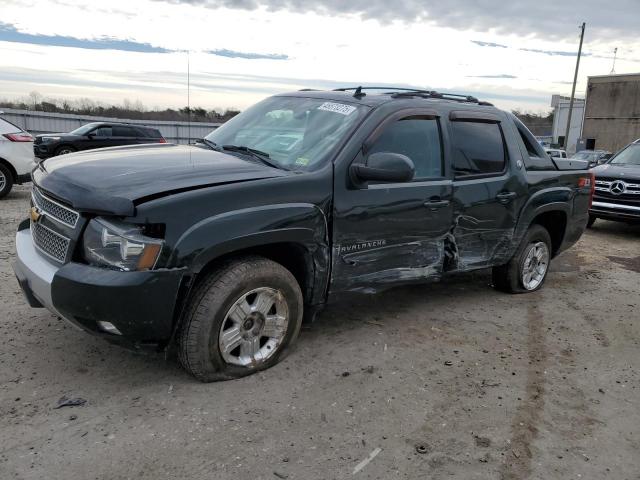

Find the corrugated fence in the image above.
[{"left": 0, "top": 107, "right": 221, "bottom": 144}]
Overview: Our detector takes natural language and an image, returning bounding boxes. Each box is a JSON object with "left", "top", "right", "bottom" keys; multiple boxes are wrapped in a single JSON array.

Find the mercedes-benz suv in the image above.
[{"left": 590, "top": 139, "right": 640, "bottom": 226}]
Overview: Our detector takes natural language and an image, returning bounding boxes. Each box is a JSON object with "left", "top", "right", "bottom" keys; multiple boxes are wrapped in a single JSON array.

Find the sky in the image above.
[{"left": 1, "top": 0, "right": 639, "bottom": 113}]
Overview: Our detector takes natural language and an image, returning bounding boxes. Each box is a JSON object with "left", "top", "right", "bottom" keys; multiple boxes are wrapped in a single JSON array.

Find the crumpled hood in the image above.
[
  {"left": 33, "top": 143, "right": 290, "bottom": 216},
  {"left": 592, "top": 163, "right": 640, "bottom": 180}
]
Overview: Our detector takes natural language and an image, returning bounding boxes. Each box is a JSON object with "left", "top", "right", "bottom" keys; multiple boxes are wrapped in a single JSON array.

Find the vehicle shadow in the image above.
[{"left": 587, "top": 219, "right": 640, "bottom": 238}]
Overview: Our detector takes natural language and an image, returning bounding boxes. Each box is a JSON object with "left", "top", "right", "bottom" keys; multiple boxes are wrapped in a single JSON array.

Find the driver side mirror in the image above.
[
  {"left": 350, "top": 152, "right": 415, "bottom": 184},
  {"left": 87, "top": 132, "right": 96, "bottom": 139}
]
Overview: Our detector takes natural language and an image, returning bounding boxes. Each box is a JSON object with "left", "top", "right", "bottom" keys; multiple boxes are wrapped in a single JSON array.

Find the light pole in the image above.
[{"left": 564, "top": 22, "right": 585, "bottom": 151}]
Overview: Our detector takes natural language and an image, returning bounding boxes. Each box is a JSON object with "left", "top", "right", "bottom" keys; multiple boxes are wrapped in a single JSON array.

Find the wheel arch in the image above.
[
  {"left": 168, "top": 203, "right": 330, "bottom": 333},
  {"left": 530, "top": 210, "right": 567, "bottom": 256},
  {"left": 0, "top": 157, "right": 18, "bottom": 182},
  {"left": 515, "top": 187, "right": 573, "bottom": 258}
]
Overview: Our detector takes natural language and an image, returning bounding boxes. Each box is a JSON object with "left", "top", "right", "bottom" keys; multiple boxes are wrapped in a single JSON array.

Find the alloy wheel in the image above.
[
  {"left": 218, "top": 287, "right": 289, "bottom": 367},
  {"left": 521, "top": 241, "right": 550, "bottom": 290}
]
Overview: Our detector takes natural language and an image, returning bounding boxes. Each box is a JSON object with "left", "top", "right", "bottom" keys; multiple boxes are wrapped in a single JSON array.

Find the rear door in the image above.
[
  {"left": 446, "top": 110, "right": 524, "bottom": 270},
  {"left": 331, "top": 109, "right": 454, "bottom": 293}
]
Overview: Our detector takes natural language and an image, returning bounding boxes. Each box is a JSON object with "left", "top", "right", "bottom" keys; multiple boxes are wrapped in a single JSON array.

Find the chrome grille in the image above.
[
  {"left": 595, "top": 179, "right": 640, "bottom": 196},
  {"left": 31, "top": 221, "right": 70, "bottom": 263},
  {"left": 32, "top": 188, "right": 80, "bottom": 227}
]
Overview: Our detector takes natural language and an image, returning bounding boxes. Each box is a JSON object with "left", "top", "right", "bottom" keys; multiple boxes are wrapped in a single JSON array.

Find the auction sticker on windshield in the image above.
[{"left": 318, "top": 102, "right": 357, "bottom": 115}]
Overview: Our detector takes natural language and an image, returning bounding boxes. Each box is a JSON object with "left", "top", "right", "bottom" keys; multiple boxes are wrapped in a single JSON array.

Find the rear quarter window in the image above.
[{"left": 511, "top": 115, "right": 557, "bottom": 171}]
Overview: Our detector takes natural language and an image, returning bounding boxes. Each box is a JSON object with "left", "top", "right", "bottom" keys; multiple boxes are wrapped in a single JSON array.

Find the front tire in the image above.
[
  {"left": 178, "top": 256, "right": 303, "bottom": 382},
  {"left": 492, "top": 225, "right": 552, "bottom": 294},
  {"left": 586, "top": 214, "right": 597, "bottom": 228},
  {"left": 0, "top": 163, "right": 14, "bottom": 199},
  {"left": 55, "top": 145, "right": 76, "bottom": 156}
]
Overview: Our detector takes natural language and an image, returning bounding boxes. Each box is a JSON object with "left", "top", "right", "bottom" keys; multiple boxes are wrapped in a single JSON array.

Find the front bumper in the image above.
[
  {"left": 33, "top": 144, "right": 54, "bottom": 159},
  {"left": 13, "top": 226, "right": 185, "bottom": 345},
  {"left": 590, "top": 201, "right": 640, "bottom": 222}
]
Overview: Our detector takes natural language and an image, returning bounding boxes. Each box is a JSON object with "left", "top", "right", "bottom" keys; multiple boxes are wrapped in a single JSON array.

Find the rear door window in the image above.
[
  {"left": 113, "top": 126, "right": 138, "bottom": 137},
  {"left": 368, "top": 116, "right": 443, "bottom": 179},
  {"left": 451, "top": 121, "right": 506, "bottom": 177}
]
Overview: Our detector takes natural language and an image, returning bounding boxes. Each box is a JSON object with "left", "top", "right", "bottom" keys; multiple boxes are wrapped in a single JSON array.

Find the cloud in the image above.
[
  {"left": 158, "top": 0, "right": 640, "bottom": 40},
  {"left": 471, "top": 41, "right": 508, "bottom": 49},
  {"left": 519, "top": 47, "right": 589, "bottom": 57},
  {"left": 0, "top": 21, "right": 170, "bottom": 53},
  {"left": 207, "top": 49, "right": 289, "bottom": 60},
  {"left": 467, "top": 74, "right": 517, "bottom": 79}
]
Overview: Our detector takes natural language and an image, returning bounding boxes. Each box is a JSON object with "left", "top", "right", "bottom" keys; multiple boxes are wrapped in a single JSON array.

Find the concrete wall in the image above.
[
  {"left": 582, "top": 73, "right": 640, "bottom": 152},
  {"left": 0, "top": 107, "right": 221, "bottom": 144}
]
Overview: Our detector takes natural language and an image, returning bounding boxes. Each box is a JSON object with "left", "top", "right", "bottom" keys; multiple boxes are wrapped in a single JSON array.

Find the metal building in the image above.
[
  {"left": 550, "top": 94, "right": 584, "bottom": 154},
  {"left": 581, "top": 73, "right": 640, "bottom": 153},
  {"left": 0, "top": 108, "right": 221, "bottom": 144}
]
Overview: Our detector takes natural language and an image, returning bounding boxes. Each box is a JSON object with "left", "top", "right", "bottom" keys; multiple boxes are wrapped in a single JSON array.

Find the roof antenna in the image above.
[{"left": 352, "top": 86, "right": 366, "bottom": 98}]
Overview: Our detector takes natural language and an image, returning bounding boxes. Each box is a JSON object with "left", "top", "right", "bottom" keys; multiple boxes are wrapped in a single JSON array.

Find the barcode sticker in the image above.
[{"left": 318, "top": 102, "right": 357, "bottom": 115}]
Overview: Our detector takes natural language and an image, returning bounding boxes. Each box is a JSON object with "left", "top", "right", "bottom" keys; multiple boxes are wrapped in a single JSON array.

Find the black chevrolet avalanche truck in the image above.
[{"left": 13, "top": 88, "right": 593, "bottom": 382}]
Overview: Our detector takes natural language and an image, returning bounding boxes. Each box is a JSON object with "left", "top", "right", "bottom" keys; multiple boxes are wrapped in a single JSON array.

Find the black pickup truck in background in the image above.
[
  {"left": 589, "top": 139, "right": 640, "bottom": 226},
  {"left": 13, "top": 87, "right": 593, "bottom": 382}
]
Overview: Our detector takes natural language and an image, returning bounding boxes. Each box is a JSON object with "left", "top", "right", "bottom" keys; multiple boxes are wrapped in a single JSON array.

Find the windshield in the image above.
[
  {"left": 204, "top": 96, "right": 368, "bottom": 171},
  {"left": 70, "top": 123, "right": 100, "bottom": 135},
  {"left": 610, "top": 144, "right": 640, "bottom": 166},
  {"left": 573, "top": 151, "right": 597, "bottom": 160}
]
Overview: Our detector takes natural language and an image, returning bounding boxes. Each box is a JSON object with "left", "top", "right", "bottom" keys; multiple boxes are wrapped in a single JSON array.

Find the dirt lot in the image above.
[{"left": 1, "top": 185, "right": 639, "bottom": 480}]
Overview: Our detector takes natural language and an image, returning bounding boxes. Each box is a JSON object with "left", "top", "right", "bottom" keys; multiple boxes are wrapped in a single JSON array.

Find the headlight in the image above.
[
  {"left": 41, "top": 137, "right": 61, "bottom": 143},
  {"left": 82, "top": 218, "right": 163, "bottom": 271}
]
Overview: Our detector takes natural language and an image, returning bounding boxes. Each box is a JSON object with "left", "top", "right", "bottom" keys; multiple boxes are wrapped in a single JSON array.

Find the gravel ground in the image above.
[{"left": 1, "top": 185, "right": 639, "bottom": 480}]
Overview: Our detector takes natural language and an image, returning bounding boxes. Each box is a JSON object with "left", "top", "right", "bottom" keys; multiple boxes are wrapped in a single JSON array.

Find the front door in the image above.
[{"left": 331, "top": 111, "right": 454, "bottom": 294}]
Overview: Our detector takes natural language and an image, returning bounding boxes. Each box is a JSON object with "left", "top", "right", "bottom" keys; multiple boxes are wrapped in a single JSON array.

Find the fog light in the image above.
[{"left": 98, "top": 321, "right": 122, "bottom": 335}]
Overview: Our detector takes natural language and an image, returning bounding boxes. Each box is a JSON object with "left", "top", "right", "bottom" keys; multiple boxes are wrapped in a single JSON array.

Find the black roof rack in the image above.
[{"left": 332, "top": 86, "right": 493, "bottom": 106}]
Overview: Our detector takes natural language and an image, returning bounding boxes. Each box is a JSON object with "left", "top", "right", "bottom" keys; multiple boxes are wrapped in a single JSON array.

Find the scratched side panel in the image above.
[
  {"left": 331, "top": 182, "right": 454, "bottom": 295},
  {"left": 333, "top": 235, "right": 447, "bottom": 294}
]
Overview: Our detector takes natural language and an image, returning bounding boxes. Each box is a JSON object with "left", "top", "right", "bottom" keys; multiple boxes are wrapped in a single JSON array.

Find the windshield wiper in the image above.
[
  {"left": 221, "top": 145, "right": 287, "bottom": 170},
  {"left": 196, "top": 138, "right": 222, "bottom": 151}
]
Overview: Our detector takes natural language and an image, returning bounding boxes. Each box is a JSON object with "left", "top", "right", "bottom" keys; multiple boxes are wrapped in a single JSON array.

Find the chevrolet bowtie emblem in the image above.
[{"left": 30, "top": 206, "right": 42, "bottom": 223}]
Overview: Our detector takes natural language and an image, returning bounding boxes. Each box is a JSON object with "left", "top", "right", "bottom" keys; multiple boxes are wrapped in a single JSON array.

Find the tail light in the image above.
[
  {"left": 158, "top": 138, "right": 167, "bottom": 143},
  {"left": 3, "top": 132, "right": 34, "bottom": 142},
  {"left": 578, "top": 173, "right": 596, "bottom": 207}
]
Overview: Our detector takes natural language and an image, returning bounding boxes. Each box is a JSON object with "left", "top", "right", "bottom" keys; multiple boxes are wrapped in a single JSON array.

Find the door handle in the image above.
[
  {"left": 423, "top": 199, "right": 450, "bottom": 210},
  {"left": 496, "top": 192, "right": 517, "bottom": 203}
]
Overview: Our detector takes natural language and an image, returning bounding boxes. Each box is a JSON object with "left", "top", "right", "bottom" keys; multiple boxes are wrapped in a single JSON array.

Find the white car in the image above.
[
  {"left": 545, "top": 148, "right": 567, "bottom": 159},
  {"left": 0, "top": 114, "right": 36, "bottom": 198}
]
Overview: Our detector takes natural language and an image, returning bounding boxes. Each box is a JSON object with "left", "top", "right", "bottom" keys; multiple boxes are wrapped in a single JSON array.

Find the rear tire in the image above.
[
  {"left": 178, "top": 256, "right": 303, "bottom": 382},
  {"left": 0, "top": 163, "right": 14, "bottom": 199},
  {"left": 492, "top": 225, "right": 552, "bottom": 294},
  {"left": 586, "top": 214, "right": 597, "bottom": 228}
]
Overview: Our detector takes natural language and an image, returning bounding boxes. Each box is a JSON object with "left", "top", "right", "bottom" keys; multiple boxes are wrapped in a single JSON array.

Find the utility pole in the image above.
[
  {"left": 187, "top": 50, "right": 191, "bottom": 144},
  {"left": 610, "top": 47, "right": 618, "bottom": 74},
  {"left": 564, "top": 22, "right": 585, "bottom": 150}
]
